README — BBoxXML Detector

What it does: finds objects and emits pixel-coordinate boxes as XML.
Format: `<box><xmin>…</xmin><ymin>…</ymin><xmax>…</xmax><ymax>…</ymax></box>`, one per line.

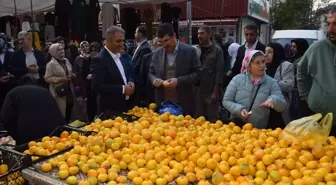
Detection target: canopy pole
<box><xmin>187</xmin><ymin>0</ymin><xmax>192</xmax><ymax>45</ymax></box>
<box><xmin>14</xmin><ymin>0</ymin><xmax>17</xmax><ymax>17</ymax></box>
<box><xmin>30</xmin><ymin>0</ymin><xmax>36</xmax><ymax>49</ymax></box>
<box><xmin>30</xmin><ymin>0</ymin><xmax>33</xmax><ymax>21</ymax></box>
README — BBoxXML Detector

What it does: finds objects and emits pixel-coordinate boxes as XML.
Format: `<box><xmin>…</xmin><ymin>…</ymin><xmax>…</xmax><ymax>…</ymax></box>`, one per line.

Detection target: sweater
<box><xmin>223</xmin><ymin>72</ymin><xmax>287</xmax><ymax>128</ymax></box>
<box><xmin>297</xmin><ymin>38</ymin><xmax>336</xmax><ymax>125</ymax></box>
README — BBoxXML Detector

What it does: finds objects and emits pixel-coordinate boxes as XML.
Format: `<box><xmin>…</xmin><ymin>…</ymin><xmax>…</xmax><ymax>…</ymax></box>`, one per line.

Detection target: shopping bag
<box><xmin>280</xmin><ymin>113</ymin><xmax>333</xmax><ymax>145</ymax></box>
<box><xmin>159</xmin><ymin>100</ymin><xmax>183</xmax><ymax>116</ymax></box>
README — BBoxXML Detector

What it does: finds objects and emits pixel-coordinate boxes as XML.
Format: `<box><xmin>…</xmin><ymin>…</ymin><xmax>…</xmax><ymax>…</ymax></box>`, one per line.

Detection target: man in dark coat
<box><xmin>228</xmin><ymin>25</ymin><xmax>266</xmax><ymax>78</ymax></box>
<box><xmin>195</xmin><ymin>26</ymin><xmax>224</xmax><ymax>122</ymax></box>
<box><xmin>148</xmin><ymin>23</ymin><xmax>201</xmax><ymax>116</ymax></box>
<box><xmin>138</xmin><ymin>38</ymin><xmax>163</xmax><ymax>106</ymax></box>
<box><xmin>11</xmin><ymin>31</ymin><xmax>46</xmax><ymax>87</ymax></box>
<box><xmin>0</xmin><ymin>35</ymin><xmax>16</xmax><ymax>110</ymax></box>
<box><xmin>132</xmin><ymin>25</ymin><xmax>152</xmax><ymax>106</ymax></box>
<box><xmin>0</xmin><ymin>76</ymin><xmax>65</xmax><ymax>145</ymax></box>
<box><xmin>91</xmin><ymin>26</ymin><xmax>135</xmax><ymax>114</ymax></box>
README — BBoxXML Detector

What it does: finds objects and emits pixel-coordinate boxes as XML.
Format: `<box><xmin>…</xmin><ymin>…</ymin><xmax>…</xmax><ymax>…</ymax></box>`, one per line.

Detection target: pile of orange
<box><xmin>22</xmin><ymin>104</ymin><xmax>336</xmax><ymax>185</ymax></box>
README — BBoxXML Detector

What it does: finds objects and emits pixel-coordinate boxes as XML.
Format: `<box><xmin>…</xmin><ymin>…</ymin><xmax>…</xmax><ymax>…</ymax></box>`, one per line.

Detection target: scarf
<box><xmin>49</xmin><ymin>43</ymin><xmax>64</xmax><ymax>60</ymax></box>
<box><xmin>241</xmin><ymin>50</ymin><xmax>265</xmax><ymax>85</ymax></box>
<box><xmin>266</xmin><ymin>42</ymin><xmax>287</xmax><ymax>78</ymax></box>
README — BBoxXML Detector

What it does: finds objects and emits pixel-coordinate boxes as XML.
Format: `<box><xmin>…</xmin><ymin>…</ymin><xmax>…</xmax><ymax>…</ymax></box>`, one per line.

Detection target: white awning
<box><xmin>0</xmin><ymin>0</ymin><xmax>186</xmax><ymax>16</ymax></box>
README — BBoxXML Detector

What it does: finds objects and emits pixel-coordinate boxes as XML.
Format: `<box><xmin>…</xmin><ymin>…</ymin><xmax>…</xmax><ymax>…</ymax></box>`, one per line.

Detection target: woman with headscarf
<box><xmin>265</xmin><ymin>42</ymin><xmax>294</xmax><ymax>127</ymax></box>
<box><xmin>73</xmin><ymin>41</ymin><xmax>96</xmax><ymax>121</ymax></box>
<box><xmin>223</xmin><ymin>50</ymin><xmax>286</xmax><ymax>128</ymax></box>
<box><xmin>291</xmin><ymin>39</ymin><xmax>309</xmax><ymax>65</ymax></box>
<box><xmin>45</xmin><ymin>43</ymin><xmax>76</xmax><ymax>123</ymax></box>
<box><xmin>223</xmin><ymin>43</ymin><xmax>240</xmax><ymax>87</ymax></box>
<box><xmin>290</xmin><ymin>39</ymin><xmax>310</xmax><ymax>119</ymax></box>
<box><xmin>90</xmin><ymin>42</ymin><xmax>102</xmax><ymax>58</ymax></box>
<box><xmin>227</xmin><ymin>43</ymin><xmax>240</xmax><ymax>73</ymax></box>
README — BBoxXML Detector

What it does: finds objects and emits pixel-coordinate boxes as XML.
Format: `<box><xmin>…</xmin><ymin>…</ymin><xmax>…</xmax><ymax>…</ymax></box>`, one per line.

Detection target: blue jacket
<box><xmin>121</xmin><ymin>54</ymin><xmax>135</xmax><ymax>81</ymax></box>
<box><xmin>223</xmin><ymin>72</ymin><xmax>287</xmax><ymax>128</ymax></box>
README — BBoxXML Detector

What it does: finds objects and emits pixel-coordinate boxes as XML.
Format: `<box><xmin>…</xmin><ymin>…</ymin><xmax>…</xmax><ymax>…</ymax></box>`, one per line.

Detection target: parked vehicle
<box><xmin>271</xmin><ymin>30</ymin><xmax>325</xmax><ymax>57</ymax></box>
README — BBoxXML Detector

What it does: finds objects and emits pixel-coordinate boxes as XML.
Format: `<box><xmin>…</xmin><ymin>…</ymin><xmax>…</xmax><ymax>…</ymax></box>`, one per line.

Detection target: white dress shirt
<box><xmin>0</xmin><ymin>53</ymin><xmax>4</xmax><ymax>65</ymax></box>
<box><xmin>25</xmin><ymin>49</ymin><xmax>39</xmax><ymax>80</ymax></box>
<box><xmin>104</xmin><ymin>46</ymin><xmax>129</xmax><ymax>100</ymax></box>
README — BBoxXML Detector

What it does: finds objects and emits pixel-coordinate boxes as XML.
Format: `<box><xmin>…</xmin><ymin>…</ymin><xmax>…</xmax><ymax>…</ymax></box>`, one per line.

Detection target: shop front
<box><xmin>238</xmin><ymin>0</ymin><xmax>271</xmax><ymax>44</ymax></box>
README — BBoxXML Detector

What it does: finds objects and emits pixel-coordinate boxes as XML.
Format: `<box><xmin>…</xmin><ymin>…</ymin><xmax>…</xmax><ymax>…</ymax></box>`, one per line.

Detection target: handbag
<box><xmin>228</xmin><ymin>84</ymin><xmax>261</xmax><ymax>127</ymax></box>
<box><xmin>55</xmin><ymin>83</ymin><xmax>69</xmax><ymax>97</ymax></box>
<box><xmin>54</xmin><ymin>61</ymin><xmax>70</xmax><ymax>97</ymax></box>
<box><xmin>289</xmin><ymin>64</ymin><xmax>300</xmax><ymax>119</ymax></box>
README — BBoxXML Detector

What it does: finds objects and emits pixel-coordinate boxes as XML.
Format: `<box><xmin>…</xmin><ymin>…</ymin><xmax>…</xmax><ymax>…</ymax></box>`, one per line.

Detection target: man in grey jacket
<box><xmin>148</xmin><ymin>23</ymin><xmax>201</xmax><ymax>116</ymax></box>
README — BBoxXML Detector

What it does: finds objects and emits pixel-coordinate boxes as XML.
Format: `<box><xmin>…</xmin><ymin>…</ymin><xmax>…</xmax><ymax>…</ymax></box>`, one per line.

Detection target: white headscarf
<box><xmin>228</xmin><ymin>43</ymin><xmax>240</xmax><ymax>67</ymax></box>
<box><xmin>49</xmin><ymin>43</ymin><xmax>63</xmax><ymax>60</ymax></box>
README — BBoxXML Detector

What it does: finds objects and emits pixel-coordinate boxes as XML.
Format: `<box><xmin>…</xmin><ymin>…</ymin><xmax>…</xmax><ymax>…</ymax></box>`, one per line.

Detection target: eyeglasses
<box><xmin>158</xmin><ymin>37</ymin><xmax>172</xmax><ymax>45</ymax></box>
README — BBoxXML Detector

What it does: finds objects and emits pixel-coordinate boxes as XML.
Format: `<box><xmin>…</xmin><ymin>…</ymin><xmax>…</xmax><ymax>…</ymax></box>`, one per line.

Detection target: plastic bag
<box><xmin>159</xmin><ymin>100</ymin><xmax>183</xmax><ymax>116</ymax></box>
<box><xmin>280</xmin><ymin>113</ymin><xmax>333</xmax><ymax>145</ymax></box>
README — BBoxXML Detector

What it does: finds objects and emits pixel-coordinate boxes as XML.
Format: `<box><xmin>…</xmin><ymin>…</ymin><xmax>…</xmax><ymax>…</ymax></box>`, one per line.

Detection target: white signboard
<box><xmin>248</xmin><ymin>0</ymin><xmax>271</xmax><ymax>23</ymax></box>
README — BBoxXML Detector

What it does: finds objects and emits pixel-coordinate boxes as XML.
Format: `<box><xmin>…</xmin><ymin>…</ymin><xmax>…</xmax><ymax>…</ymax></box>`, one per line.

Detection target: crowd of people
<box><xmin>0</xmin><ymin>6</ymin><xmax>335</xmax><ymax>144</ymax></box>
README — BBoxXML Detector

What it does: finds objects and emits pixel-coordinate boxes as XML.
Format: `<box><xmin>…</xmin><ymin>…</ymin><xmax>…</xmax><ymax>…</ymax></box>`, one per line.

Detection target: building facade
<box><xmin>119</xmin><ymin>0</ymin><xmax>271</xmax><ymax>45</ymax></box>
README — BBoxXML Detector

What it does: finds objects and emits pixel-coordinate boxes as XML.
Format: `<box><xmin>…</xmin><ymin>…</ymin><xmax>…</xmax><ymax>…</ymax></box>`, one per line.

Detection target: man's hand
<box><xmin>226</xmin><ymin>70</ymin><xmax>232</xmax><ymax>76</ymax></box>
<box><xmin>128</xmin><ymin>82</ymin><xmax>135</xmax><ymax>90</ymax></box>
<box><xmin>153</xmin><ymin>79</ymin><xmax>163</xmax><ymax>88</ymax></box>
<box><xmin>260</xmin><ymin>99</ymin><xmax>274</xmax><ymax>108</ymax></box>
<box><xmin>241</xmin><ymin>109</ymin><xmax>249</xmax><ymax>119</ymax></box>
<box><xmin>125</xmin><ymin>85</ymin><xmax>134</xmax><ymax>96</ymax></box>
<box><xmin>0</xmin><ymin>76</ymin><xmax>9</xmax><ymax>84</ymax></box>
<box><xmin>166</xmin><ymin>78</ymin><xmax>178</xmax><ymax>88</ymax></box>
<box><xmin>86</xmin><ymin>74</ymin><xmax>92</xmax><ymax>80</ymax></box>
<box><xmin>27</xmin><ymin>65</ymin><xmax>38</xmax><ymax>73</ymax></box>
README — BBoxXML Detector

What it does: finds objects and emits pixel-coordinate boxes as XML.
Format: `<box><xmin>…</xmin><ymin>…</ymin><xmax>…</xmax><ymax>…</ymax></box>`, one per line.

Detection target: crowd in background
<box><xmin>0</xmin><ymin>6</ymin><xmax>335</xmax><ymax>144</ymax></box>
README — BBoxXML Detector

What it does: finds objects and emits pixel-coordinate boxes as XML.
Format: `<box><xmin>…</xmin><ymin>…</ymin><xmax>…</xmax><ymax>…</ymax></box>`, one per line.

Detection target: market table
<box><xmin>22</xmin><ymin>168</ymin><xmax>66</xmax><ymax>185</ymax></box>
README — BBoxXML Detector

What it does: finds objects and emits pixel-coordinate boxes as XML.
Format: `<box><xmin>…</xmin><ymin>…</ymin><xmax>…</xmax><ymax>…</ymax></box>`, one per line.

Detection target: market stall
<box><xmin>0</xmin><ymin>104</ymin><xmax>335</xmax><ymax>185</ymax></box>
<box><xmin>0</xmin><ymin>0</ymin><xmax>193</xmax><ymax>44</ymax></box>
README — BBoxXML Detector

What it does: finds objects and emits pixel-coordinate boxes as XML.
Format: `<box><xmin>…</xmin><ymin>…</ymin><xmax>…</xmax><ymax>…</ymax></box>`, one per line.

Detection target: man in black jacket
<box><xmin>138</xmin><ymin>37</ymin><xmax>163</xmax><ymax>106</ymax></box>
<box><xmin>132</xmin><ymin>26</ymin><xmax>152</xmax><ymax>106</ymax></box>
<box><xmin>228</xmin><ymin>25</ymin><xmax>266</xmax><ymax>78</ymax></box>
<box><xmin>11</xmin><ymin>31</ymin><xmax>46</xmax><ymax>87</ymax></box>
<box><xmin>0</xmin><ymin>76</ymin><xmax>65</xmax><ymax>145</ymax></box>
<box><xmin>0</xmin><ymin>36</ymin><xmax>16</xmax><ymax>110</ymax></box>
<box><xmin>91</xmin><ymin>26</ymin><xmax>135</xmax><ymax>113</ymax></box>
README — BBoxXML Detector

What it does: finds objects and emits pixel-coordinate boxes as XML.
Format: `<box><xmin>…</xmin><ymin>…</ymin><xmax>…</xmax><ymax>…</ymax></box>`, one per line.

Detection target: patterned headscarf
<box><xmin>241</xmin><ymin>50</ymin><xmax>265</xmax><ymax>85</ymax></box>
<box><xmin>240</xmin><ymin>50</ymin><xmax>264</xmax><ymax>73</ymax></box>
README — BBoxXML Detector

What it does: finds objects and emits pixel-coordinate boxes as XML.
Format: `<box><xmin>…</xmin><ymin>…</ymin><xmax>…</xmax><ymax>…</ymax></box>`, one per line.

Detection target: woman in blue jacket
<box><xmin>223</xmin><ymin>50</ymin><xmax>287</xmax><ymax>129</ymax></box>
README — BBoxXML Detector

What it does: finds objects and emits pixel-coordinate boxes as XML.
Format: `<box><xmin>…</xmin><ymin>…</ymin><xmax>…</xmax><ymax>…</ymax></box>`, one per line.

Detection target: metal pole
<box><xmin>30</xmin><ymin>0</ymin><xmax>34</xmax><ymax>22</ymax></box>
<box><xmin>220</xmin><ymin>0</ymin><xmax>224</xmax><ymax>24</ymax></box>
<box><xmin>187</xmin><ymin>0</ymin><xmax>192</xmax><ymax>45</ymax></box>
<box><xmin>30</xmin><ymin>0</ymin><xmax>36</xmax><ymax>49</ymax></box>
<box><xmin>14</xmin><ymin>0</ymin><xmax>17</xmax><ymax>17</ymax></box>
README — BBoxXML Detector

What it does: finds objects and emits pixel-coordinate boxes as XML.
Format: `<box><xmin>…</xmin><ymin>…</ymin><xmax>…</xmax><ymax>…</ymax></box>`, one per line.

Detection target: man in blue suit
<box><xmin>91</xmin><ymin>26</ymin><xmax>135</xmax><ymax>114</ymax></box>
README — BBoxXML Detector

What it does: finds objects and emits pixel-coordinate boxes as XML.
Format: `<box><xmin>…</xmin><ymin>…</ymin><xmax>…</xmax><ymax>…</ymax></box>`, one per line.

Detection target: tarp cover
<box><xmin>0</xmin><ymin>0</ymin><xmax>186</xmax><ymax>15</ymax></box>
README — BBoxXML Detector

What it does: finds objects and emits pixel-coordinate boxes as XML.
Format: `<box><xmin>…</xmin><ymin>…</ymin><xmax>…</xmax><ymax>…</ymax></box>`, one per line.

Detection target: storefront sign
<box><xmin>179</xmin><ymin>21</ymin><xmax>204</xmax><ymax>26</ymax></box>
<box><xmin>248</xmin><ymin>0</ymin><xmax>270</xmax><ymax>23</ymax></box>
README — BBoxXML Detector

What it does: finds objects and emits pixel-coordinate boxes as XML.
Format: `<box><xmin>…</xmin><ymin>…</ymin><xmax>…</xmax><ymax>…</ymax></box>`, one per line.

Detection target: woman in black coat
<box><xmin>0</xmin><ymin>77</ymin><xmax>65</xmax><ymax>145</ymax></box>
<box><xmin>73</xmin><ymin>41</ymin><xmax>96</xmax><ymax>121</ymax></box>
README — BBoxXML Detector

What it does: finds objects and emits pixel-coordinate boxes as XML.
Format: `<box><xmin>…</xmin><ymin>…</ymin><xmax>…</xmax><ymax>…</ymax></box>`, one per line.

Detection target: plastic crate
<box><xmin>0</xmin><ymin>146</ymin><xmax>30</xmax><ymax>185</ymax></box>
<box><xmin>96</xmin><ymin>111</ymin><xmax>140</xmax><ymax>122</ymax></box>
<box><xmin>14</xmin><ymin>125</ymin><xmax>96</xmax><ymax>165</ymax></box>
